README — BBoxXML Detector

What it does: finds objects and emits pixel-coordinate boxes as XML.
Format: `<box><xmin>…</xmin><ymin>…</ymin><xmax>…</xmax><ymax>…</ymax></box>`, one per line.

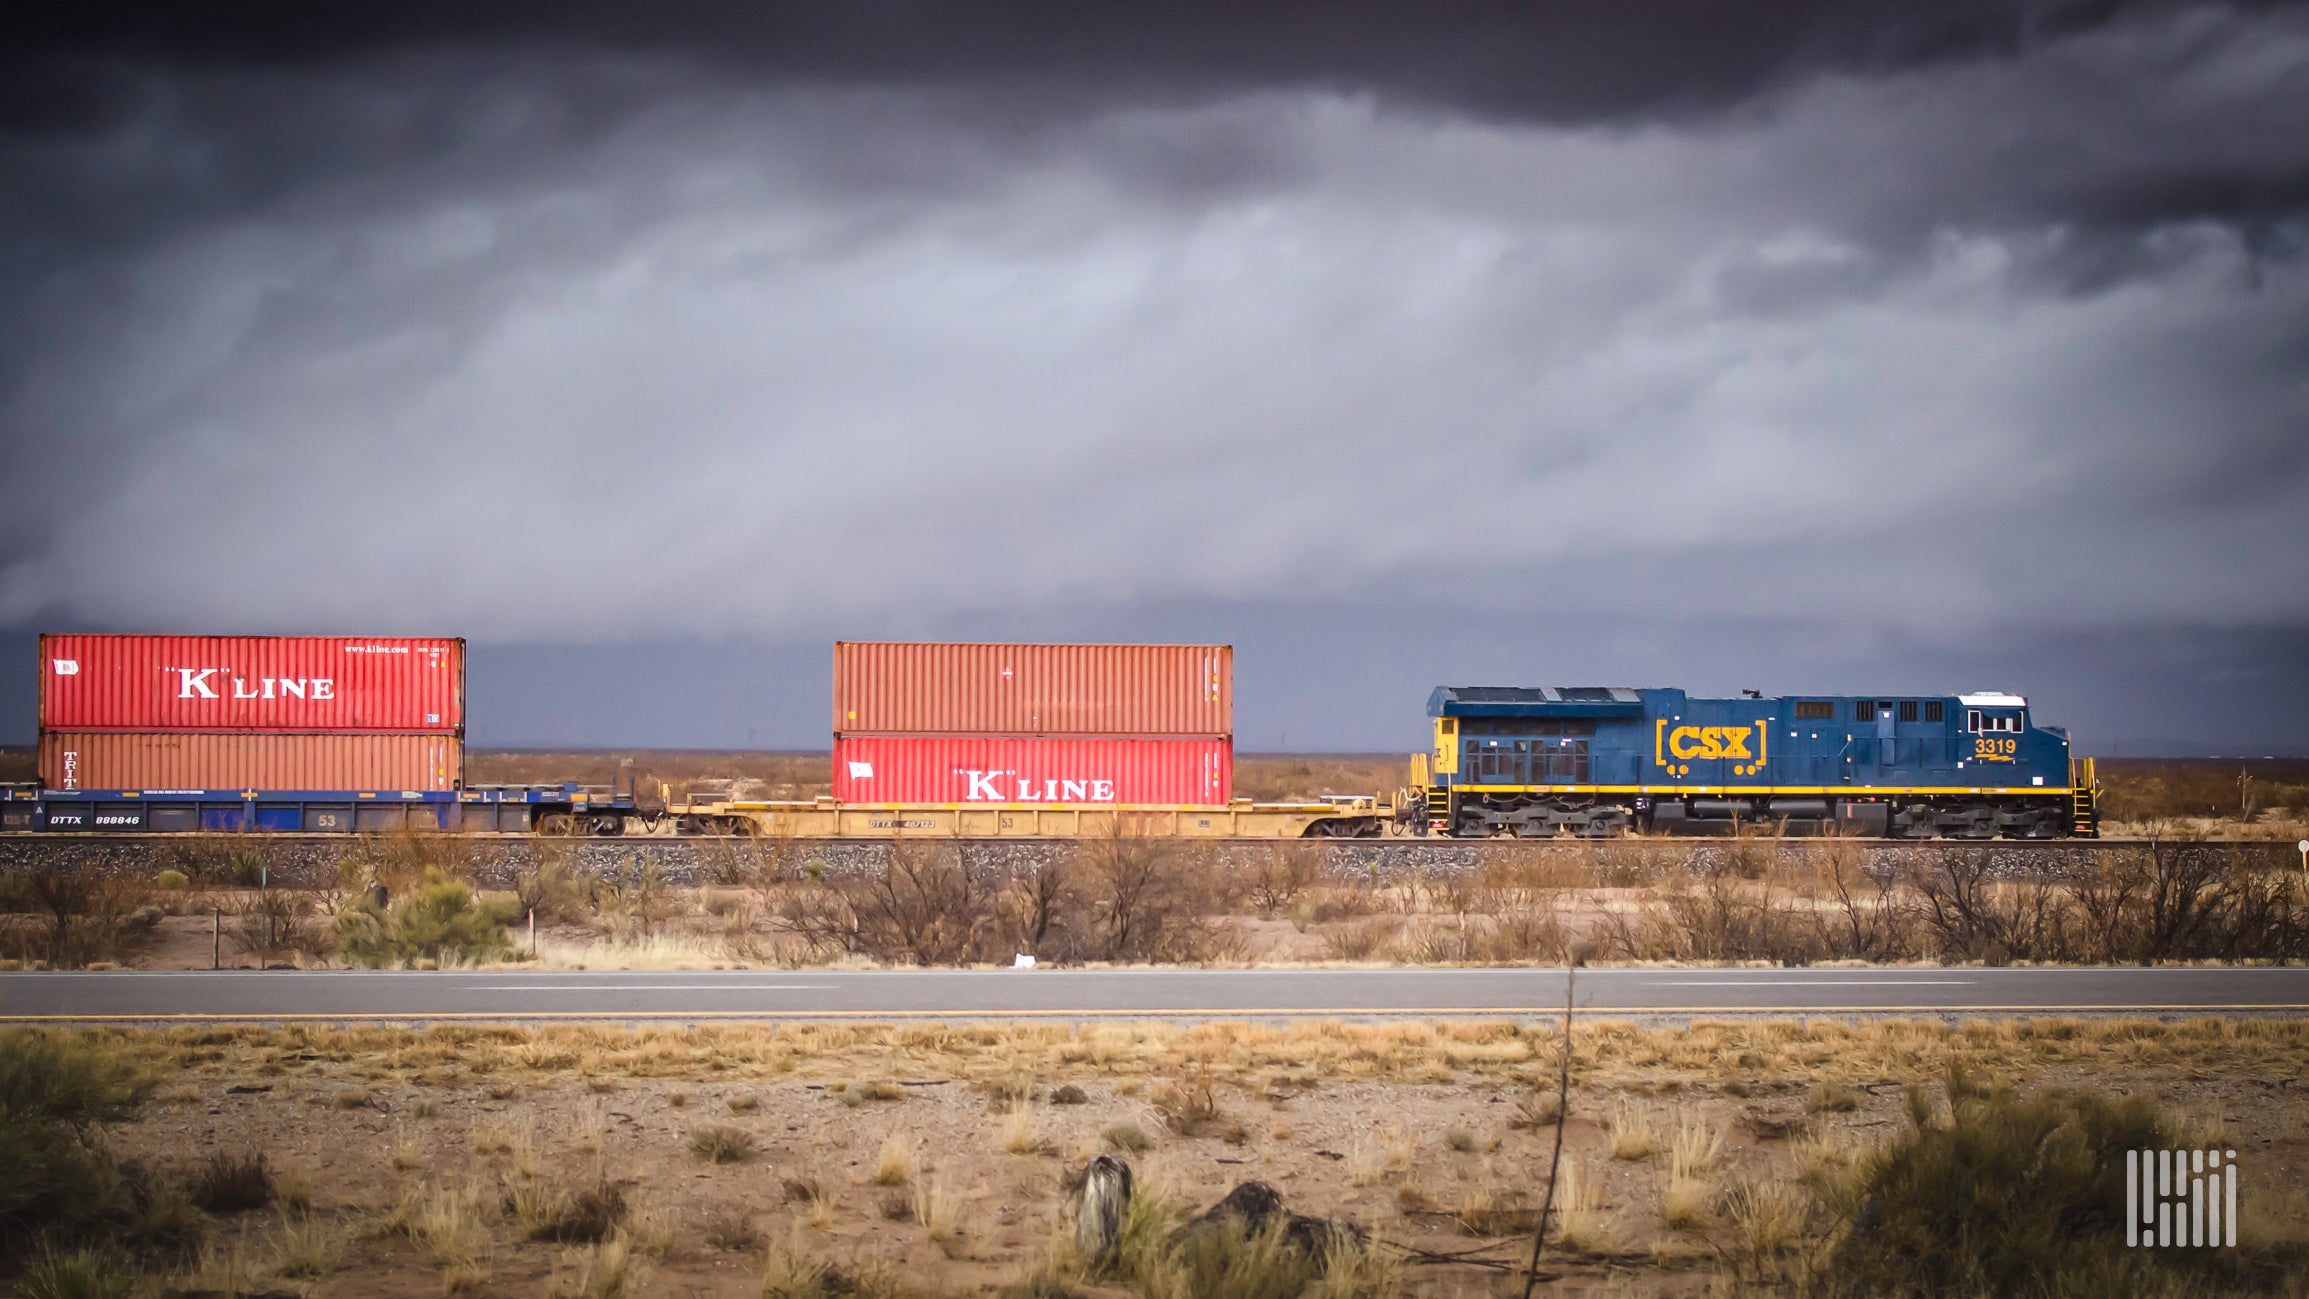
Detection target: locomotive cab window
<box><xmin>1969</xmin><ymin>710</ymin><xmax>2022</xmax><ymax>734</ymax></box>
<box><xmin>1795</xmin><ymin>701</ymin><xmax>1834</xmax><ymax>719</ymax></box>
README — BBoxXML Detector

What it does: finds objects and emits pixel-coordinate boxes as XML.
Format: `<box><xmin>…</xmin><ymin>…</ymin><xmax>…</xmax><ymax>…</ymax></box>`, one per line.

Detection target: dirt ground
<box><xmin>60</xmin><ymin>1017</ymin><xmax>2309</xmax><ymax>1297</ymax></box>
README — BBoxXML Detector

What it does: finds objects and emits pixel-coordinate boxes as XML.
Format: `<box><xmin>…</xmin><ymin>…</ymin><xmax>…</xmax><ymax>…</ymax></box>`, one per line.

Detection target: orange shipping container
<box><xmin>39</xmin><ymin>634</ymin><xmax>464</xmax><ymax>732</ymax></box>
<box><xmin>39</xmin><ymin>732</ymin><xmax>462</xmax><ymax>793</ymax></box>
<box><xmin>834</xmin><ymin>642</ymin><xmax>1232</xmax><ymax>736</ymax></box>
<box><xmin>833</xmin><ymin>735</ymin><xmax>1232</xmax><ymax>804</ymax></box>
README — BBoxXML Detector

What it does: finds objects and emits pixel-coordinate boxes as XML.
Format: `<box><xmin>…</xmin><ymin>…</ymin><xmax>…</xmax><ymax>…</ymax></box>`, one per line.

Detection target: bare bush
<box><xmin>1906</xmin><ymin>847</ymin><xmax>2079</xmax><ymax>964</ymax></box>
<box><xmin>0</xmin><ymin>865</ymin><xmax>156</xmax><ymax>968</ymax></box>
<box><xmin>1000</xmin><ymin>856</ymin><xmax>1079</xmax><ymax>961</ymax></box>
<box><xmin>1074</xmin><ymin>827</ymin><xmax>1219</xmax><ymax>962</ymax></box>
<box><xmin>776</xmin><ymin>838</ymin><xmax>1004</xmax><ymax>966</ymax></box>
<box><xmin>1240</xmin><ymin>843</ymin><xmax>1322</xmax><ymax>918</ymax></box>
<box><xmin>510</xmin><ymin>834</ymin><xmax>596</xmax><ymax>925</ymax></box>
<box><xmin>596</xmin><ymin>859</ymin><xmax>682</xmax><ymax>940</ymax></box>
<box><xmin>231</xmin><ymin>881</ymin><xmax>326</xmax><ymax>964</ymax></box>
<box><xmin>1801</xmin><ymin>834</ymin><xmax>1916</xmax><ymax>961</ymax></box>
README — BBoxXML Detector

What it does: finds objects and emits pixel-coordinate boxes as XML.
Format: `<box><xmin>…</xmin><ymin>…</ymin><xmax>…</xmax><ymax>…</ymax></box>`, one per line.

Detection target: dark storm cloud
<box><xmin>6</xmin><ymin>2</ymin><xmax>2155</xmax><ymax>123</ymax></box>
<box><xmin>1</xmin><ymin>2</ymin><xmax>2306</xmax><ymax>749</ymax></box>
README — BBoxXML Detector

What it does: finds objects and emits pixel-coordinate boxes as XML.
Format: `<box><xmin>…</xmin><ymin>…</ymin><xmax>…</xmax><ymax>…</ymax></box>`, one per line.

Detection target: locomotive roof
<box><xmin>1428</xmin><ymin>686</ymin><xmax>2031</xmax><ymax>718</ymax></box>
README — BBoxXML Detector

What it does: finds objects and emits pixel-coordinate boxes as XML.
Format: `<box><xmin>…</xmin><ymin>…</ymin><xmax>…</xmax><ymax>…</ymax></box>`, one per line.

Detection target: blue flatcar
<box><xmin>1415</xmin><ymin>686</ymin><xmax>2095</xmax><ymax>838</ymax></box>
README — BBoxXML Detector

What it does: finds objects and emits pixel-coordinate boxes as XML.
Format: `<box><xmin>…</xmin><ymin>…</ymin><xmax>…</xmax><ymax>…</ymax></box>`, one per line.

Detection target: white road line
<box><xmin>471</xmin><ymin>984</ymin><xmax>837</xmax><ymax>992</ymax></box>
<box><xmin>1658</xmin><ymin>979</ymin><xmax>1976</xmax><ymax>986</ymax></box>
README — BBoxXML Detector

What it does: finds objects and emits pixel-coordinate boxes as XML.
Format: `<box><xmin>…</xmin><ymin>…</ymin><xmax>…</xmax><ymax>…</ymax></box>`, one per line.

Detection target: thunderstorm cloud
<box><xmin>1</xmin><ymin>3</ymin><xmax>2305</xmax><ymax>748</ymax></box>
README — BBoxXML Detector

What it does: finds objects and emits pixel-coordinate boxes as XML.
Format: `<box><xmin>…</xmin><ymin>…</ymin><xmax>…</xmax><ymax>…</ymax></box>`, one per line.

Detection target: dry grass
<box><xmin>1724</xmin><ymin>1176</ymin><xmax>1809</xmax><ymax>1258</ymax></box>
<box><xmin>1807</xmin><ymin>1080</ymin><xmax>1861</xmax><ymax>1113</ymax></box>
<box><xmin>1663</xmin><ymin>1113</ymin><xmax>1726</xmax><ymax>1230</ymax></box>
<box><xmin>532</xmin><ymin>933</ymin><xmax>734</xmax><ymax>972</ymax></box>
<box><xmin>1608</xmin><ymin>1103</ymin><xmax>1662</xmax><ymax>1161</ymax></box>
<box><xmin>759</xmin><ymin>1227</ymin><xmax>831</xmax><ymax>1298</ymax></box>
<box><xmin>384</xmin><ymin>1181</ymin><xmax>495</xmax><ymax>1271</ymax></box>
<box><xmin>61</xmin><ymin>1016</ymin><xmax>2309</xmax><ymax>1114</ymax></box>
<box><xmin>388</xmin><ymin>1124</ymin><xmax>425</xmax><ymax>1172</ymax></box>
<box><xmin>1550</xmin><ymin>1158</ymin><xmax>1611</xmax><ymax>1253</ymax></box>
<box><xmin>910</xmin><ymin>1178</ymin><xmax>960</xmax><ymax>1242</ymax></box>
<box><xmin>574</xmin><ymin>1105</ymin><xmax>607</xmax><ymax>1155</ymax></box>
<box><xmin>269</xmin><ymin>1210</ymin><xmax>335</xmax><ymax>1278</ymax></box>
<box><xmin>872</xmin><ymin>1133</ymin><xmax>917</xmax><ymax>1186</ymax></box>
<box><xmin>22</xmin><ymin>1016</ymin><xmax>2309</xmax><ymax>1299</ymax></box>
<box><xmin>471</xmin><ymin>1121</ymin><xmax>517</xmax><ymax>1157</ymax></box>
<box><xmin>688</xmin><ymin>1124</ymin><xmax>755</xmax><ymax>1164</ymax></box>
<box><xmin>999</xmin><ymin>1099</ymin><xmax>1039</xmax><ymax>1154</ymax></box>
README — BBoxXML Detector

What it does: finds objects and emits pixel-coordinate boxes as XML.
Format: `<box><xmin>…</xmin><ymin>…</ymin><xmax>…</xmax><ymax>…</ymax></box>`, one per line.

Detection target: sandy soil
<box><xmin>60</xmin><ymin>1017</ymin><xmax>2309</xmax><ymax>1296</ymax></box>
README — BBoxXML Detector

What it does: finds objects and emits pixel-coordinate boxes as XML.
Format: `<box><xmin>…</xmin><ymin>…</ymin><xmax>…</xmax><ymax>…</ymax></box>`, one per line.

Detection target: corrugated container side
<box><xmin>832</xmin><ymin>736</ymin><xmax>1232</xmax><ymax>805</ymax></box>
<box><xmin>833</xmin><ymin>642</ymin><xmax>1232</xmax><ymax>736</ymax></box>
<box><xmin>37</xmin><ymin>634</ymin><xmax>464</xmax><ymax>732</ymax></box>
<box><xmin>38</xmin><ymin>732</ymin><xmax>463</xmax><ymax>793</ymax></box>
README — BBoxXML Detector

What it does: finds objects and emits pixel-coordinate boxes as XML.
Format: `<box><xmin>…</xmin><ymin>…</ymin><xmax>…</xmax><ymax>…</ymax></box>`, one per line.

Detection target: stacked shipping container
<box><xmin>831</xmin><ymin>642</ymin><xmax>1234</xmax><ymax>805</ymax></box>
<box><xmin>37</xmin><ymin>634</ymin><xmax>466</xmax><ymax>792</ymax></box>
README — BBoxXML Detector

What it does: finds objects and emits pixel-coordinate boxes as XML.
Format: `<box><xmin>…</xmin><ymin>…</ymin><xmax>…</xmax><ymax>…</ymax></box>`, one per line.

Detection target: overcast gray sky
<box><xmin>3</xmin><ymin>2</ymin><xmax>2305</xmax><ymax>753</ymax></box>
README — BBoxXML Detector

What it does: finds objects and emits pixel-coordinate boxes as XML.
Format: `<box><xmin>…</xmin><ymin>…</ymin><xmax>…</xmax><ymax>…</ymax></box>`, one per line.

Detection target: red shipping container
<box><xmin>834</xmin><ymin>642</ymin><xmax>1231</xmax><ymax>736</ymax></box>
<box><xmin>38</xmin><ymin>634</ymin><xmax>464</xmax><ymax>733</ymax></box>
<box><xmin>39</xmin><ymin>732</ymin><xmax>463</xmax><ymax>792</ymax></box>
<box><xmin>832</xmin><ymin>736</ymin><xmax>1232</xmax><ymax>804</ymax></box>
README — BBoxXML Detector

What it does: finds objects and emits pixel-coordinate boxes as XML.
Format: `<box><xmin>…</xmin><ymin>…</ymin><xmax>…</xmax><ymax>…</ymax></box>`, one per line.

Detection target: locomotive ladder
<box><xmin>2069</xmin><ymin>756</ymin><xmax>2100</xmax><ymax>837</ymax></box>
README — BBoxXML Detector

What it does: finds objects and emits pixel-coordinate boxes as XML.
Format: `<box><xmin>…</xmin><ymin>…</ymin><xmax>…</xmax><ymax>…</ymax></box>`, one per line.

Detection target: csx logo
<box><xmin>1654</xmin><ymin>719</ymin><xmax>1770</xmax><ymax>778</ymax></box>
<box><xmin>1667</xmin><ymin>726</ymin><xmax>1754</xmax><ymax>760</ymax></box>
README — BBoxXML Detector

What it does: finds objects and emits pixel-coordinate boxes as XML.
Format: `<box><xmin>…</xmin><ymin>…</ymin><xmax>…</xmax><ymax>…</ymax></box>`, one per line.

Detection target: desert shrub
<box><xmin>334</xmin><ymin>867</ymin><xmax>514</xmax><ymax>968</ymax></box>
<box><xmin>777</xmin><ymin>839</ymin><xmax>1007</xmax><ymax>966</ymax></box>
<box><xmin>1823</xmin><ymin>1083</ymin><xmax>2283</xmax><ymax>1297</ymax></box>
<box><xmin>597</xmin><ymin>858</ymin><xmax>682</xmax><ymax>939</ymax></box>
<box><xmin>0</xmin><ymin>1031</ymin><xmax>151</xmax><ymax>1242</ymax></box>
<box><xmin>509</xmin><ymin>838</ymin><xmax>596</xmax><ymax>925</ymax></box>
<box><xmin>1000</xmin><ymin>856</ymin><xmax>1082</xmax><ymax>961</ymax></box>
<box><xmin>231</xmin><ymin>882</ymin><xmax>325</xmax><ymax>962</ymax></box>
<box><xmin>0</xmin><ymin>865</ymin><xmax>156</xmax><ymax>969</ymax></box>
<box><xmin>1321</xmin><ymin>918</ymin><xmax>1399</xmax><ymax>961</ymax></box>
<box><xmin>154</xmin><ymin>871</ymin><xmax>189</xmax><ymax>892</ymax></box>
<box><xmin>1152</xmin><ymin>1072</ymin><xmax>1228</xmax><ymax>1139</ymax></box>
<box><xmin>1807</xmin><ymin>1081</ymin><xmax>1861</xmax><ymax>1114</ymax></box>
<box><xmin>514</xmin><ymin>1183</ymin><xmax>627</xmax><ymax>1242</ymax></box>
<box><xmin>189</xmin><ymin>1151</ymin><xmax>273</xmax><ymax>1213</ymax></box>
<box><xmin>164</xmin><ymin>836</ymin><xmax>271</xmax><ymax>888</ymax></box>
<box><xmin>1074</xmin><ymin>829</ymin><xmax>1222</xmax><ymax>963</ymax></box>
<box><xmin>1905</xmin><ymin>848</ymin><xmax>2081</xmax><ymax>964</ymax></box>
<box><xmin>1241</xmin><ymin>843</ymin><xmax>1323</xmax><ymax>917</ymax></box>
<box><xmin>689</xmin><ymin>1124</ymin><xmax>756</xmax><ymax>1164</ymax></box>
<box><xmin>2069</xmin><ymin>839</ymin><xmax>2309</xmax><ymax>965</ymax></box>
<box><xmin>12</xmin><ymin>1247</ymin><xmax>134</xmax><ymax>1299</ymax></box>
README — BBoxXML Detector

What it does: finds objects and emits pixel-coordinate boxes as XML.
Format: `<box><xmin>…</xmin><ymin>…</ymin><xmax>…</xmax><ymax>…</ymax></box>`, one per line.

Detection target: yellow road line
<box><xmin>2</xmin><ymin>1003</ymin><xmax>2306</xmax><ymax>1022</ymax></box>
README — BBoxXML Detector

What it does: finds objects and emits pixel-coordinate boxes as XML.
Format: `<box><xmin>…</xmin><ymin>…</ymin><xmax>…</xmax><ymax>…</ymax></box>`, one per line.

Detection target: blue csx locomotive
<box><xmin>1414</xmin><ymin>687</ymin><xmax>2096</xmax><ymax>839</ymax></box>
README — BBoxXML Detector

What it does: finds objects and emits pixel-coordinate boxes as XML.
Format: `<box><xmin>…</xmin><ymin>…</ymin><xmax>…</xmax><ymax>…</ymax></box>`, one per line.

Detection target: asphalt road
<box><xmin>2</xmin><ymin>966</ymin><xmax>2307</xmax><ymax>1023</ymax></box>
